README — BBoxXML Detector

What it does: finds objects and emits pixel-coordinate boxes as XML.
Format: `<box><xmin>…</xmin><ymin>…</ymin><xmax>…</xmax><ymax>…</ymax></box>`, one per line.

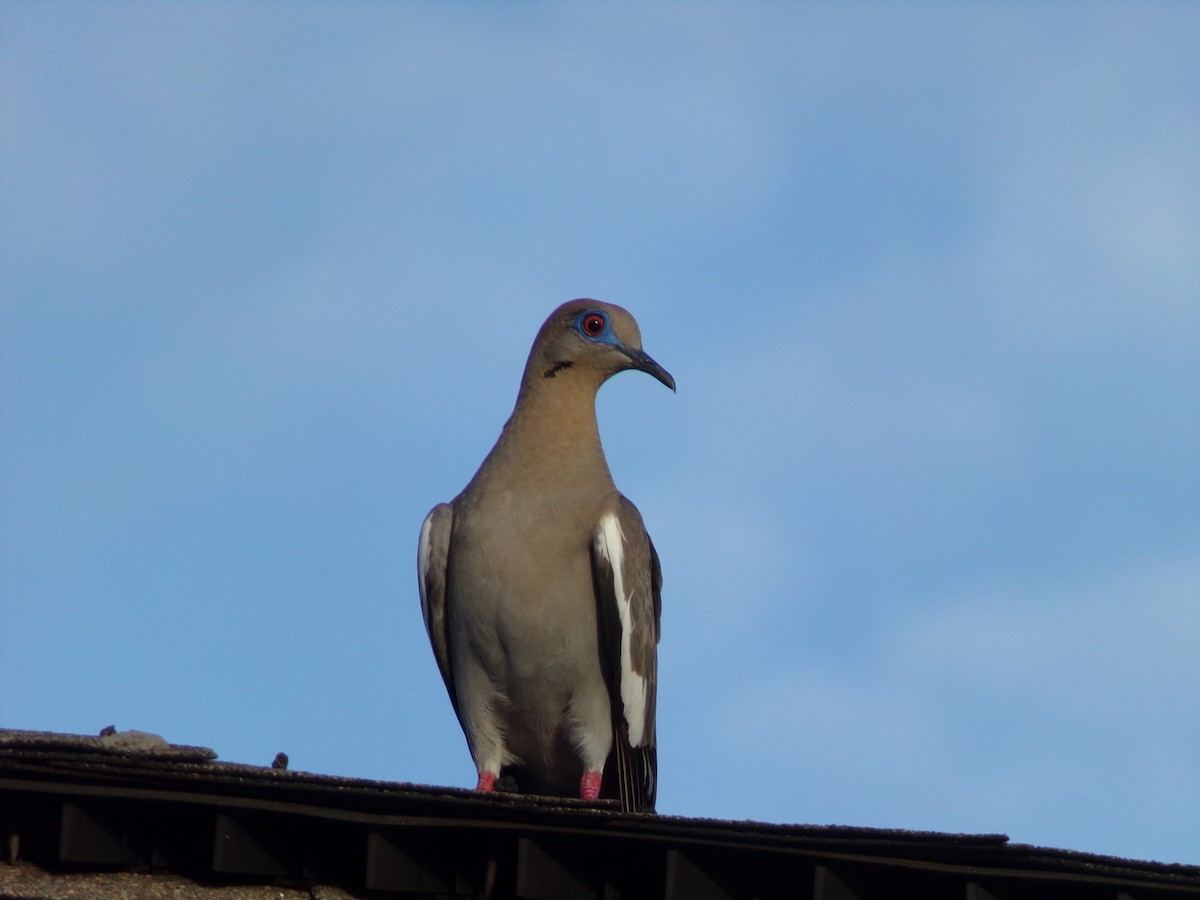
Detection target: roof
<box><xmin>2</xmin><ymin>728</ymin><xmax>1197</xmax><ymax>899</ymax></box>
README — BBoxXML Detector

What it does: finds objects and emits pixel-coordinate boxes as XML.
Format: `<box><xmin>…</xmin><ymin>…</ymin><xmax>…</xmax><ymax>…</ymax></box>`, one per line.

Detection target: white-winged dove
<box><xmin>418</xmin><ymin>299</ymin><xmax>672</xmax><ymax>814</ymax></box>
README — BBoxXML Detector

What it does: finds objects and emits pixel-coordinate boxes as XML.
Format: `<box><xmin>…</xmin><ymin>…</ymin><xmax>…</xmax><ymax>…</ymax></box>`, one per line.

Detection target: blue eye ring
<box><xmin>580</xmin><ymin>311</ymin><xmax>606</xmax><ymax>336</ymax></box>
<box><xmin>574</xmin><ymin>309</ymin><xmax>610</xmax><ymax>340</ymax></box>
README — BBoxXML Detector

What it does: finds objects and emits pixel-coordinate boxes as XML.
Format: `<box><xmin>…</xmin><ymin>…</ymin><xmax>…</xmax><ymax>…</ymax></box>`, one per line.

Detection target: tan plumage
<box><xmin>418</xmin><ymin>299</ymin><xmax>672</xmax><ymax>813</ymax></box>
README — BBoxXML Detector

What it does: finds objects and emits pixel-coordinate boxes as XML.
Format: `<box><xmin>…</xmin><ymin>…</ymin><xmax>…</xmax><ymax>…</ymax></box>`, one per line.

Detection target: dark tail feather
<box><xmin>605</xmin><ymin>727</ymin><xmax>656</xmax><ymax>813</ymax></box>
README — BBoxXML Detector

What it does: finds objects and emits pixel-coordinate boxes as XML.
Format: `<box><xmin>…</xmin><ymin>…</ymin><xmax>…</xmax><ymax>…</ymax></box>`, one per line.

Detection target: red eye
<box><xmin>581</xmin><ymin>313</ymin><xmax>606</xmax><ymax>336</ymax></box>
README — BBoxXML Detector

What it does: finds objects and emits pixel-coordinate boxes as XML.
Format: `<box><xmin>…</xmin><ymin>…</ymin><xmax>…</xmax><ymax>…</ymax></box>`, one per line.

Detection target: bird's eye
<box><xmin>581</xmin><ymin>313</ymin><xmax>606</xmax><ymax>336</ymax></box>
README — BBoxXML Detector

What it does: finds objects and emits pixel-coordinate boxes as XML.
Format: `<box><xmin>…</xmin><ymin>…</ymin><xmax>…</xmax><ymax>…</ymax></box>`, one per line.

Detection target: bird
<box><xmin>418</xmin><ymin>299</ymin><xmax>673</xmax><ymax>813</ymax></box>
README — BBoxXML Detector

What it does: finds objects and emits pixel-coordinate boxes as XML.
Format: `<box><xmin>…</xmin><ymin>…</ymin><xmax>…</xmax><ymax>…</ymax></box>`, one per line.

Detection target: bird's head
<box><xmin>526</xmin><ymin>299</ymin><xmax>676</xmax><ymax>393</ymax></box>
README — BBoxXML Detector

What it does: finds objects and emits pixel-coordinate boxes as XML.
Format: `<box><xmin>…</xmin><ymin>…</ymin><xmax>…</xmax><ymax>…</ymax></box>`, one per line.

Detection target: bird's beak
<box><xmin>624</xmin><ymin>347</ymin><xmax>676</xmax><ymax>392</ymax></box>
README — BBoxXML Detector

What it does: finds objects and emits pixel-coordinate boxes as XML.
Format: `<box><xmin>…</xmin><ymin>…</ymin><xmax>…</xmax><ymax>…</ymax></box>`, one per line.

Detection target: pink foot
<box><xmin>580</xmin><ymin>770</ymin><xmax>602</xmax><ymax>800</ymax></box>
<box><xmin>475</xmin><ymin>771</ymin><xmax>497</xmax><ymax>792</ymax></box>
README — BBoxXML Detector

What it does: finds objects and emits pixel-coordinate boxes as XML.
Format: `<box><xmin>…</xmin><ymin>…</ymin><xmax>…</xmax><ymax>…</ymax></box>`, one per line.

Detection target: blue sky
<box><xmin>2</xmin><ymin>2</ymin><xmax>1198</xmax><ymax>865</ymax></box>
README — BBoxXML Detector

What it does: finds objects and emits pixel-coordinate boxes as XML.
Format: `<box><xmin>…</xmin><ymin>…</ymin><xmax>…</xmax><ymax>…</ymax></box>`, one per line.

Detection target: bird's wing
<box><xmin>591</xmin><ymin>496</ymin><xmax>661</xmax><ymax>813</ymax></box>
<box><xmin>418</xmin><ymin>503</ymin><xmax>457</xmax><ymax>714</ymax></box>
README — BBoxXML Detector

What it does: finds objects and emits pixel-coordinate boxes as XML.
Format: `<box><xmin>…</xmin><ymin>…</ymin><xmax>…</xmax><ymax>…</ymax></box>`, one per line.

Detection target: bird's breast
<box><xmin>447</xmin><ymin>490</ymin><xmax>603</xmax><ymax>686</ymax></box>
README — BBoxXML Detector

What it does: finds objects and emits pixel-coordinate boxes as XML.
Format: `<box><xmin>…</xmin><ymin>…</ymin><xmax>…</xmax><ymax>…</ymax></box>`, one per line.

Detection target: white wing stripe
<box><xmin>598</xmin><ymin>512</ymin><xmax>648</xmax><ymax>747</ymax></box>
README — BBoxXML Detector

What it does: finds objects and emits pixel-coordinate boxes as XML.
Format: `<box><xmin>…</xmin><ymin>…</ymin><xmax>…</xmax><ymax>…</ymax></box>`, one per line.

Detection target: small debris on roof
<box><xmin>0</xmin><ymin>727</ymin><xmax>216</xmax><ymax>763</ymax></box>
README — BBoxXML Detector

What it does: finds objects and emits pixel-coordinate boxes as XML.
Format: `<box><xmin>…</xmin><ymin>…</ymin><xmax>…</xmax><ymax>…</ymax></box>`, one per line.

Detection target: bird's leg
<box><xmin>579</xmin><ymin>770</ymin><xmax>602</xmax><ymax>800</ymax></box>
<box><xmin>475</xmin><ymin>771</ymin><xmax>497</xmax><ymax>792</ymax></box>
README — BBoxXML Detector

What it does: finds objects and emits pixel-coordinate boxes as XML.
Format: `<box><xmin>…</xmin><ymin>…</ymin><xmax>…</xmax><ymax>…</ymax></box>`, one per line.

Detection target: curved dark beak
<box><xmin>624</xmin><ymin>347</ymin><xmax>676</xmax><ymax>392</ymax></box>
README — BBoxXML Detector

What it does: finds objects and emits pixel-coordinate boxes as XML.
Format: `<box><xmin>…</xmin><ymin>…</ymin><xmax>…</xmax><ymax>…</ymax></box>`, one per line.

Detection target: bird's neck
<box><xmin>485</xmin><ymin>378</ymin><xmax>613</xmax><ymax>489</ymax></box>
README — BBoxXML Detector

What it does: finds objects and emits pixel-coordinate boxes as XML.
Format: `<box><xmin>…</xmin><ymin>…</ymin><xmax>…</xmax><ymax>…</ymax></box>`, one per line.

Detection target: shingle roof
<box><xmin>2</xmin><ymin>728</ymin><xmax>1197</xmax><ymax>899</ymax></box>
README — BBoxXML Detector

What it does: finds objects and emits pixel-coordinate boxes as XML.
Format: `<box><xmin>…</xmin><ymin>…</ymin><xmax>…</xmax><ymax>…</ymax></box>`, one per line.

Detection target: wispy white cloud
<box><xmin>683</xmin><ymin>551</ymin><xmax>1200</xmax><ymax>860</ymax></box>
